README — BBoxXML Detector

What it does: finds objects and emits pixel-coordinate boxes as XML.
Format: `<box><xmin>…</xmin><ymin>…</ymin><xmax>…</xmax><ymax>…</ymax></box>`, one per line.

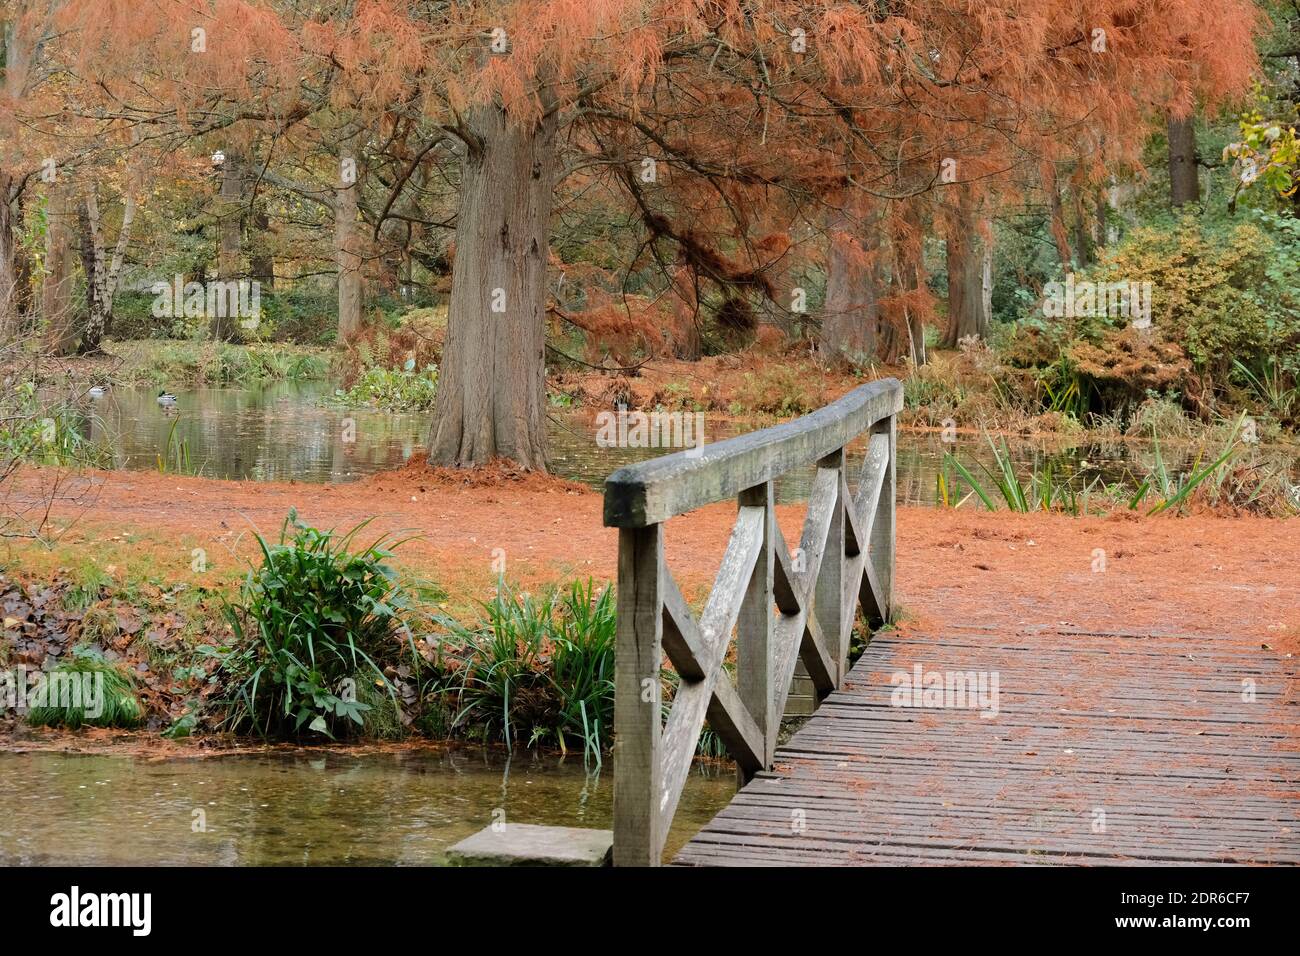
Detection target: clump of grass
<box><xmin>26</xmin><ymin>646</ymin><xmax>144</xmax><ymax>729</ymax></box>
<box><xmin>155</xmin><ymin>417</ymin><xmax>199</xmax><ymax>475</ymax></box>
<box><xmin>1127</xmin><ymin>413</ymin><xmax>1254</xmax><ymax>514</ymax></box>
<box><xmin>943</xmin><ymin>436</ymin><xmax>1101</xmax><ymax>515</ymax></box>
<box><xmin>432</xmin><ymin>578</ymin><xmax>615</xmax><ymax>761</ymax></box>
<box><xmin>62</xmin><ymin>562</ymin><xmax>113</xmax><ymax>612</ymax></box>
<box><xmin>0</xmin><ymin>382</ymin><xmax>113</xmax><ymax>473</ymax></box>
<box><xmin>214</xmin><ymin>509</ymin><xmax>419</xmax><ymax>739</ymax></box>
<box><xmin>112</xmin><ymin>341</ymin><xmax>329</xmax><ymax>387</ymax></box>
<box><xmin>357</xmin><ymin>675</ymin><xmax>406</xmax><ymax>740</ymax></box>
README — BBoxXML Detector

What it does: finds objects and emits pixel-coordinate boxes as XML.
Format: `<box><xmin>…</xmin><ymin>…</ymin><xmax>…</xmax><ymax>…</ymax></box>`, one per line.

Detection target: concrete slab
<box><xmin>447</xmin><ymin>824</ymin><xmax>613</xmax><ymax>867</ymax></box>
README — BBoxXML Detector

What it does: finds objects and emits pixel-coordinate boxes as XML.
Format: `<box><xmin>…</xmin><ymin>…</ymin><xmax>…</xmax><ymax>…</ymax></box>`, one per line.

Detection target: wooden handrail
<box><xmin>604</xmin><ymin>378</ymin><xmax>904</xmax><ymax>865</ymax></box>
<box><xmin>605</xmin><ymin>378</ymin><xmax>904</xmax><ymax>527</ymax></box>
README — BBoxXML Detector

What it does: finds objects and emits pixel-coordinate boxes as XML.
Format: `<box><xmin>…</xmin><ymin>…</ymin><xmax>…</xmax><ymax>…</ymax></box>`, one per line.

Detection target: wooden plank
<box><xmin>658</xmin><ymin>506</ymin><xmax>764</xmax><ymax>837</ymax></box>
<box><xmin>613</xmin><ymin>525</ymin><xmax>665</xmax><ymax>866</ymax></box>
<box><xmin>771</xmin><ymin>520</ymin><xmax>802</xmax><ymax>616</ymax></box>
<box><xmin>707</xmin><ymin>670</ymin><xmax>765</xmax><ymax>776</ymax></box>
<box><xmin>768</xmin><ymin>463</ymin><xmax>840</xmax><ymax>725</ymax></box>
<box><xmin>798</xmin><ymin>613</ymin><xmax>837</xmax><ymax>697</ymax></box>
<box><xmin>604</xmin><ymin>379</ymin><xmax>903</xmax><ymax>527</ymax></box>
<box><xmin>858</xmin><ymin>556</ymin><xmax>886</xmax><ymax>627</ymax></box>
<box><xmin>867</xmin><ymin>417</ymin><xmax>896</xmax><ymax>622</ymax></box>
<box><xmin>810</xmin><ymin>453</ymin><xmax>845</xmax><ymax>683</ymax></box>
<box><xmin>736</xmin><ymin>483</ymin><xmax>776</xmax><ymax>778</ymax></box>
<box><xmin>660</xmin><ymin>570</ymin><xmax>706</xmax><ymax>682</ymax></box>
<box><xmin>676</xmin><ymin>621</ymin><xmax>1300</xmax><ymax>867</ymax></box>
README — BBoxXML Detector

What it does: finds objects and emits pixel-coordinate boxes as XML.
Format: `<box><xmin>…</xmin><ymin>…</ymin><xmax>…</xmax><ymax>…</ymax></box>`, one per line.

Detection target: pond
<box><xmin>0</xmin><ymin>746</ymin><xmax>734</xmax><ymax>866</ymax></box>
<box><xmin>73</xmin><ymin>382</ymin><xmax>1294</xmax><ymax>505</ymax></box>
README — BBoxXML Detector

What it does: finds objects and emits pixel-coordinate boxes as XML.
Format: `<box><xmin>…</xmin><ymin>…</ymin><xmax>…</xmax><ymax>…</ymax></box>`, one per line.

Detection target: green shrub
<box><xmin>328</xmin><ymin>365</ymin><xmax>438</xmax><ymax>412</ymax></box>
<box><xmin>1079</xmin><ymin>214</ymin><xmax>1300</xmax><ymax>384</ymax></box>
<box><xmin>215</xmin><ymin>510</ymin><xmax>417</xmax><ymax>739</ymax></box>
<box><xmin>111</xmin><ymin>341</ymin><xmax>328</xmax><ymax>387</ymax></box>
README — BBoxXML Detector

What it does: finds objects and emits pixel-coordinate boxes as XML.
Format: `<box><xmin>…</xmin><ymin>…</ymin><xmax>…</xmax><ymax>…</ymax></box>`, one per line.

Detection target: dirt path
<box><xmin>8</xmin><ymin>463</ymin><xmax>1298</xmax><ymax>663</ymax></box>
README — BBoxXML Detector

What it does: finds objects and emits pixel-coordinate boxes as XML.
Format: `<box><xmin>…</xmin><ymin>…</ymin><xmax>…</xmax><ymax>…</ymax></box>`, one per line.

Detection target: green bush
<box><xmin>215</xmin><ymin>510</ymin><xmax>417</xmax><ymax>739</ymax></box>
<box><xmin>328</xmin><ymin>365</ymin><xmax>438</xmax><ymax>412</ymax></box>
<box><xmin>108</xmin><ymin>287</ymin><xmax>338</xmax><ymax>345</ymax></box>
<box><xmin>112</xmin><ymin>342</ymin><xmax>328</xmax><ymax>387</ymax></box>
<box><xmin>1079</xmin><ymin>213</ymin><xmax>1300</xmax><ymax>383</ymax></box>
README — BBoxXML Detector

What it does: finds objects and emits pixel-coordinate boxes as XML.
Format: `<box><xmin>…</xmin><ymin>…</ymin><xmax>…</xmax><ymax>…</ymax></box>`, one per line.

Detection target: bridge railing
<box><xmin>603</xmin><ymin>378</ymin><xmax>904</xmax><ymax>865</ymax></box>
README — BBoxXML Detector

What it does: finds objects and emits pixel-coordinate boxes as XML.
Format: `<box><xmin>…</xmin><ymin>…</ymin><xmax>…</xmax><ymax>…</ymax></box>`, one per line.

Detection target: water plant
<box><xmin>435</xmin><ymin>578</ymin><xmax>615</xmax><ymax>761</ymax></box>
<box><xmin>942</xmin><ymin>437</ymin><xmax>1099</xmax><ymax>515</ymax></box>
<box><xmin>215</xmin><ymin>510</ymin><xmax>419</xmax><ymax>739</ymax></box>
<box><xmin>1232</xmin><ymin>357</ymin><xmax>1299</xmax><ymax>426</ymax></box>
<box><xmin>155</xmin><ymin>417</ymin><xmax>197</xmax><ymax>475</ymax></box>
<box><xmin>1127</xmin><ymin>415</ymin><xmax>1243</xmax><ymax>514</ymax></box>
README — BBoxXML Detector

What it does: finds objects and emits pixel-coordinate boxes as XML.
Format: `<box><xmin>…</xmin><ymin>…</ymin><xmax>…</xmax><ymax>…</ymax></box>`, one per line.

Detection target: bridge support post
<box><xmin>736</xmin><ymin>481</ymin><xmax>775</xmax><ymax>781</ymax></box>
<box><xmin>869</xmin><ymin>416</ymin><xmax>896</xmax><ymax>621</ymax></box>
<box><xmin>815</xmin><ymin>448</ymin><xmax>847</xmax><ymax>685</ymax></box>
<box><xmin>613</xmin><ymin>524</ymin><xmax>665</xmax><ymax>866</ymax></box>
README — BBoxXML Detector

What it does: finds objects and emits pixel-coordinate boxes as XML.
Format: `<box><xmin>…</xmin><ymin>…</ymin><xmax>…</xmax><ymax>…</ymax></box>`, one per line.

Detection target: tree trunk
<box><xmin>943</xmin><ymin>197</ymin><xmax>992</xmax><ymax>347</ymax></box>
<box><xmin>428</xmin><ymin>102</ymin><xmax>557</xmax><ymax>471</ymax></box>
<box><xmin>1041</xmin><ymin>161</ymin><xmax>1075</xmax><ymax>271</ymax></box>
<box><xmin>887</xmin><ymin>201</ymin><xmax>927</xmax><ymax>366</ymax></box>
<box><xmin>78</xmin><ymin>197</ymin><xmax>107</xmax><ymax>353</ymax></box>
<box><xmin>1167</xmin><ymin>115</ymin><xmax>1199</xmax><ymax>207</ymax></box>
<box><xmin>249</xmin><ymin>205</ymin><xmax>274</xmax><ymax>289</ymax></box>
<box><xmin>212</xmin><ymin>152</ymin><xmax>243</xmax><ymax>340</ymax></box>
<box><xmin>79</xmin><ymin>189</ymin><xmax>135</xmax><ymax>354</ymax></box>
<box><xmin>335</xmin><ymin>149</ymin><xmax>364</xmax><ymax>340</ymax></box>
<box><xmin>0</xmin><ymin>174</ymin><xmax>15</xmax><ymax>338</ymax></box>
<box><xmin>821</xmin><ymin>204</ymin><xmax>880</xmax><ymax>361</ymax></box>
<box><xmin>43</xmin><ymin>184</ymin><xmax>78</xmax><ymax>354</ymax></box>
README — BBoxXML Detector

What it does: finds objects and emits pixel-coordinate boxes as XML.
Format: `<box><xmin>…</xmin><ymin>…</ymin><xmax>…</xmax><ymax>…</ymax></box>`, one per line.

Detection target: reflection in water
<box><xmin>74</xmin><ymin>384</ymin><xmax>1295</xmax><ymax>504</ymax></box>
<box><xmin>0</xmin><ymin>748</ymin><xmax>734</xmax><ymax>866</ymax></box>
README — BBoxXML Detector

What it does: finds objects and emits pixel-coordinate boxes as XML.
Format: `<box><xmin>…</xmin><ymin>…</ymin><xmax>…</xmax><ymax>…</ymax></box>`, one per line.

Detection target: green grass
<box><xmin>155</xmin><ymin>417</ymin><xmax>199</xmax><ymax>475</ymax></box>
<box><xmin>25</xmin><ymin>646</ymin><xmax>145</xmax><ymax>729</ymax></box>
<box><xmin>61</xmin><ymin>562</ymin><xmax>113</xmax><ymax>612</ymax></box>
<box><xmin>108</xmin><ymin>340</ymin><xmax>330</xmax><ymax>387</ymax></box>
<box><xmin>1128</xmin><ymin>414</ymin><xmax>1244</xmax><ymax>514</ymax></box>
<box><xmin>434</xmin><ymin>578</ymin><xmax>615</xmax><ymax>761</ymax></box>
<box><xmin>942</xmin><ymin>436</ymin><xmax>1101</xmax><ymax>515</ymax></box>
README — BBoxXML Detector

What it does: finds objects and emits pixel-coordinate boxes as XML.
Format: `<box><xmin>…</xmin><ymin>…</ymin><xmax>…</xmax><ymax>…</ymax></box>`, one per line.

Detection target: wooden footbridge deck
<box><xmin>603</xmin><ymin>379</ymin><xmax>1299</xmax><ymax>867</ymax></box>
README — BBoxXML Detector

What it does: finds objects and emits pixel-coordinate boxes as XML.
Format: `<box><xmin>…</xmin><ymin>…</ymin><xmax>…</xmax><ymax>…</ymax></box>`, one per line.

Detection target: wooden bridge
<box><xmin>603</xmin><ymin>379</ymin><xmax>1300</xmax><ymax>866</ymax></box>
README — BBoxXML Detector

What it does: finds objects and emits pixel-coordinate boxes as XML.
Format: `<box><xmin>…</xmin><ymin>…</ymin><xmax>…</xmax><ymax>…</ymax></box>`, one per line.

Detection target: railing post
<box><xmin>869</xmin><ymin>415</ymin><xmax>896</xmax><ymax>620</ymax></box>
<box><xmin>736</xmin><ymin>481</ymin><xmax>775</xmax><ymax>778</ymax></box>
<box><xmin>613</xmin><ymin>524</ymin><xmax>664</xmax><ymax>866</ymax></box>
<box><xmin>814</xmin><ymin>448</ymin><xmax>847</xmax><ymax>683</ymax></box>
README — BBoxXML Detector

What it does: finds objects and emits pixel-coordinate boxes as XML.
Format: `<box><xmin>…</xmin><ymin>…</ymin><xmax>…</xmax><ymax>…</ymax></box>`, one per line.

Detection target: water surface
<box><xmin>0</xmin><ymin>747</ymin><xmax>734</xmax><ymax>866</ymax></box>
<box><xmin>74</xmin><ymin>383</ymin><xmax>1296</xmax><ymax>505</ymax></box>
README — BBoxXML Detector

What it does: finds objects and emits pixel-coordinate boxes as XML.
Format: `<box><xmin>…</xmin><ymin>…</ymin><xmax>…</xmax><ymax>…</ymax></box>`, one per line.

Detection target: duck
<box><xmin>156</xmin><ymin>390</ymin><xmax>178</xmax><ymax>406</ymax></box>
<box><xmin>87</xmin><ymin>385</ymin><xmax>107</xmax><ymax>399</ymax></box>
